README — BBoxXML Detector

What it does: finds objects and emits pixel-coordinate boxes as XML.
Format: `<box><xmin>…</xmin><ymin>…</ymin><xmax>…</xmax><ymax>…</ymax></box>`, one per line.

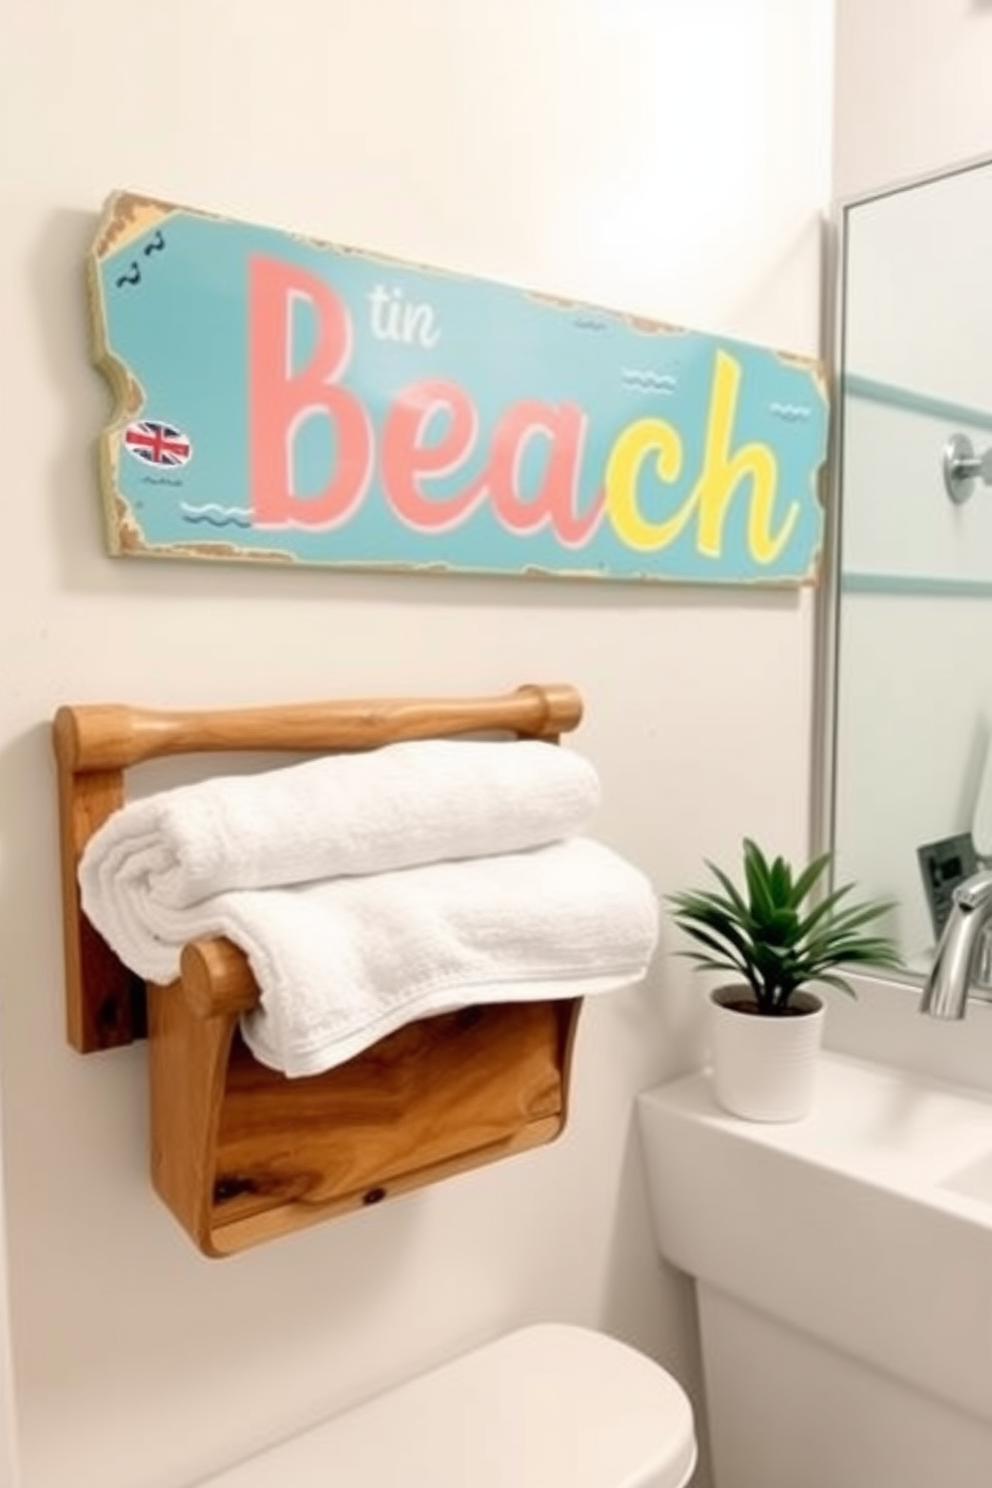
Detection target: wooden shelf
<box><xmin>53</xmin><ymin>684</ymin><xmax>585</xmax><ymax>1256</ymax></box>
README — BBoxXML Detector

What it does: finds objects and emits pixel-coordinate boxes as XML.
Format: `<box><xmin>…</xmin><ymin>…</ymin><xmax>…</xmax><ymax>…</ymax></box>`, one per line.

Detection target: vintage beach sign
<box><xmin>88</xmin><ymin>192</ymin><xmax>828</xmax><ymax>584</ymax></box>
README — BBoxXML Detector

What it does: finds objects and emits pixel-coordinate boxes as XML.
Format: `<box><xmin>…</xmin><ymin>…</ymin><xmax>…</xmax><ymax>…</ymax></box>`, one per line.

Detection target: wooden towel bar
<box><xmin>53</xmin><ymin>683</ymin><xmax>585</xmax><ymax>1256</ymax></box>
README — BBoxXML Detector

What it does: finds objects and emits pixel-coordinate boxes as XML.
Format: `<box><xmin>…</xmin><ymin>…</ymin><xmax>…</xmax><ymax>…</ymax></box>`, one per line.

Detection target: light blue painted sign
<box><xmin>88</xmin><ymin>192</ymin><xmax>828</xmax><ymax>584</ymax></box>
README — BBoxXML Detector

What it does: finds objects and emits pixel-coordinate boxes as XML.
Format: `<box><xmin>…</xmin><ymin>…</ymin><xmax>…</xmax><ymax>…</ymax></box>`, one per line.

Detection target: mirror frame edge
<box><xmin>811</xmin><ymin>188</ymin><xmax>922</xmax><ymax>995</ymax></box>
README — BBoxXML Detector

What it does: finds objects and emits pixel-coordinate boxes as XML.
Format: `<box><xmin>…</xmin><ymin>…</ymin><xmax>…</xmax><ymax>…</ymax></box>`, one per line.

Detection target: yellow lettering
<box><xmin>604</xmin><ymin>353</ymin><xmax>800</xmax><ymax>564</ymax></box>
<box><xmin>604</xmin><ymin>418</ymin><xmax>686</xmax><ymax>552</ymax></box>
<box><xmin>694</xmin><ymin>351</ymin><xmax>797</xmax><ymax>562</ymax></box>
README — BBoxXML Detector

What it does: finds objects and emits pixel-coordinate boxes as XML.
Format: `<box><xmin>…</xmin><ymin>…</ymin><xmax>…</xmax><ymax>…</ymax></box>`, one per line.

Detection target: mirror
<box><xmin>824</xmin><ymin>152</ymin><xmax>992</xmax><ymax>987</ymax></box>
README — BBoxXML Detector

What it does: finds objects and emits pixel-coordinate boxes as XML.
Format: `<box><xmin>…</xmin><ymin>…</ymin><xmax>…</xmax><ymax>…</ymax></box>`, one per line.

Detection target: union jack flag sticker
<box><xmin>123</xmin><ymin>419</ymin><xmax>193</xmax><ymax>468</ymax></box>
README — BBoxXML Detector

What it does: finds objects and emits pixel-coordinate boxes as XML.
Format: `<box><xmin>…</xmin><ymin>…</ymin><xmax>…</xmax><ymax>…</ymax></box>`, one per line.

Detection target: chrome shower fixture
<box><xmin>943</xmin><ymin>433</ymin><xmax>992</xmax><ymax>504</ymax></box>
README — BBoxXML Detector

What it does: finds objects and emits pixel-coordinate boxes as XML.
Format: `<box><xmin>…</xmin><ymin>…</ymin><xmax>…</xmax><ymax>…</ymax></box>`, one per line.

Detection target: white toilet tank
<box><xmin>194</xmin><ymin>1323</ymin><xmax>696</xmax><ymax>1488</ymax></box>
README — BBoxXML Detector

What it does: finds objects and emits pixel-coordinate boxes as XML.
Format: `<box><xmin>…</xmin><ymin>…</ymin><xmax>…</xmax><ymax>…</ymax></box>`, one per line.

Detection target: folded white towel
<box><xmin>78</xmin><ymin>740</ymin><xmax>599</xmax><ymax>940</ymax></box>
<box><xmin>83</xmin><ymin>837</ymin><xmax>658</xmax><ymax>1077</ymax></box>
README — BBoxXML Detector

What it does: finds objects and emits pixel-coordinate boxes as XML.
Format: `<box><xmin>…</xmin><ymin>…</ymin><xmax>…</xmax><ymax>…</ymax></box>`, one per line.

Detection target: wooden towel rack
<box><xmin>53</xmin><ymin>683</ymin><xmax>585</xmax><ymax>1256</ymax></box>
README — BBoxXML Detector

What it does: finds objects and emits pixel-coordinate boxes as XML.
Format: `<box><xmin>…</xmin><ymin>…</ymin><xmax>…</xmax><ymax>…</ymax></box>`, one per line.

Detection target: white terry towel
<box><xmin>78</xmin><ymin>739</ymin><xmax>599</xmax><ymax>943</ymax></box>
<box><xmin>83</xmin><ymin>837</ymin><xmax>658</xmax><ymax>1077</ymax></box>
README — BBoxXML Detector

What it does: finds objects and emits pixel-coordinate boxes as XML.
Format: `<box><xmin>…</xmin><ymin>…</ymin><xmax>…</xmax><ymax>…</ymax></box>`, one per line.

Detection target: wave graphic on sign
<box><xmin>180</xmin><ymin>503</ymin><xmax>253</xmax><ymax>529</ymax></box>
<box><xmin>620</xmin><ymin>368</ymin><xmax>678</xmax><ymax>394</ymax></box>
<box><xmin>769</xmin><ymin>401</ymin><xmax>812</xmax><ymax>421</ymax></box>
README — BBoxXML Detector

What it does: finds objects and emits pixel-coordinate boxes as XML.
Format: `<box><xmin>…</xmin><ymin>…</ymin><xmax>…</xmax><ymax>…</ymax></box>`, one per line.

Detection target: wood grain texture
<box><xmin>53</xmin><ymin>684</ymin><xmax>588</xmax><ymax>1255</ymax></box>
<box><xmin>54</xmin><ymin>757</ymin><xmax>143</xmax><ymax>1049</ymax></box>
<box><xmin>186</xmin><ymin>999</ymin><xmax>581</xmax><ymax>1257</ymax></box>
<box><xmin>54</xmin><ymin>682</ymin><xmax>581</xmax><ymax>771</ymax></box>
<box><xmin>53</xmin><ymin>683</ymin><xmax>581</xmax><ymax>1051</ymax></box>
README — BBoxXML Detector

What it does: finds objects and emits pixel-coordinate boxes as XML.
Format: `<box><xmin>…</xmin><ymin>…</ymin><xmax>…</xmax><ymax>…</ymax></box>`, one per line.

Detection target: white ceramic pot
<box><xmin>707</xmin><ymin>985</ymin><xmax>826</xmax><ymax>1122</ymax></box>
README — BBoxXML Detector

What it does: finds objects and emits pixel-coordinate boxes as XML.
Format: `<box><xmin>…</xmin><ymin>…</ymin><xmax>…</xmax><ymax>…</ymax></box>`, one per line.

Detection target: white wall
<box><xmin>0</xmin><ymin>3</ymin><xmax>831</xmax><ymax>1485</ymax></box>
<box><xmin>833</xmin><ymin>0</ymin><xmax>992</xmax><ymax>201</ymax></box>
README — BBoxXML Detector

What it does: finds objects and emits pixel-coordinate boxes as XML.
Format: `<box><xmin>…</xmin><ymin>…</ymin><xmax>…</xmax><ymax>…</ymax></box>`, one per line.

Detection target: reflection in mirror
<box><xmin>825</xmin><ymin>152</ymin><xmax>992</xmax><ymax>993</ymax></box>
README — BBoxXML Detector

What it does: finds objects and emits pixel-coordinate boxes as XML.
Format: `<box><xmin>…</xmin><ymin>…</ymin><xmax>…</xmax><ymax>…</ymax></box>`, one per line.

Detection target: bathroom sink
<box><xmin>637</xmin><ymin>1052</ymin><xmax>992</xmax><ymax>1432</ymax></box>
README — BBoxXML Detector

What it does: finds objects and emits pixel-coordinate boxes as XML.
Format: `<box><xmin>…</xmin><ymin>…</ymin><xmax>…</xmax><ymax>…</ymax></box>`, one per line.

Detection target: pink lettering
<box><xmin>248</xmin><ymin>256</ymin><xmax>372</xmax><ymax>527</ymax></box>
<box><xmin>479</xmin><ymin>401</ymin><xmax>605</xmax><ymax>546</ymax></box>
<box><xmin>381</xmin><ymin>380</ymin><xmax>482</xmax><ymax>530</ymax></box>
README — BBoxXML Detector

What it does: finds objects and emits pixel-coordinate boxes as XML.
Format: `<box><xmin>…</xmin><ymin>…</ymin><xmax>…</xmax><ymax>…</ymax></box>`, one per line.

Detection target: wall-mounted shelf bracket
<box><xmin>53</xmin><ymin>684</ymin><xmax>585</xmax><ymax>1255</ymax></box>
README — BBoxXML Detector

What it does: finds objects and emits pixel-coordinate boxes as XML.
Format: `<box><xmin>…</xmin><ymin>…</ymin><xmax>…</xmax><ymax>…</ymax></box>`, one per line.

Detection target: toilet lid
<box><xmin>196</xmin><ymin>1324</ymin><xmax>696</xmax><ymax>1488</ymax></box>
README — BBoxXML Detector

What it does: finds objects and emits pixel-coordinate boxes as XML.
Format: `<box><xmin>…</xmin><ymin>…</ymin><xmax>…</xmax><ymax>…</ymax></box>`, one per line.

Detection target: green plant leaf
<box><xmin>702</xmin><ymin>862</ymin><xmax>751</xmax><ymax>922</ymax></box>
<box><xmin>790</xmin><ymin>851</ymin><xmax>832</xmax><ymax>907</ymax></box>
<box><xmin>667</xmin><ymin>837</ymin><xmax>902</xmax><ymax>1012</ymax></box>
<box><xmin>742</xmin><ymin>839</ymin><xmax>776</xmax><ymax>921</ymax></box>
<box><xmin>810</xmin><ymin>971</ymin><xmax>858</xmax><ymax>998</ymax></box>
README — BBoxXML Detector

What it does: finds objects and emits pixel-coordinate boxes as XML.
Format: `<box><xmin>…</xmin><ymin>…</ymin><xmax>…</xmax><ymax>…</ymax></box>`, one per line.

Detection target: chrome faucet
<box><xmin>920</xmin><ymin>869</ymin><xmax>992</xmax><ymax>1018</ymax></box>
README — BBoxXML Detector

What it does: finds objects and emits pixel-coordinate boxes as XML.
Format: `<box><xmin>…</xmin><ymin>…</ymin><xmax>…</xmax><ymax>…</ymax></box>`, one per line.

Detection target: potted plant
<box><xmin>667</xmin><ymin>837</ymin><xmax>900</xmax><ymax>1121</ymax></box>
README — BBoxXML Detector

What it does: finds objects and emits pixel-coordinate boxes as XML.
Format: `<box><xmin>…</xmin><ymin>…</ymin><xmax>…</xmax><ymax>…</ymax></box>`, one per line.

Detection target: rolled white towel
<box><xmin>83</xmin><ymin>836</ymin><xmax>658</xmax><ymax>1077</ymax></box>
<box><xmin>78</xmin><ymin>740</ymin><xmax>600</xmax><ymax>953</ymax></box>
